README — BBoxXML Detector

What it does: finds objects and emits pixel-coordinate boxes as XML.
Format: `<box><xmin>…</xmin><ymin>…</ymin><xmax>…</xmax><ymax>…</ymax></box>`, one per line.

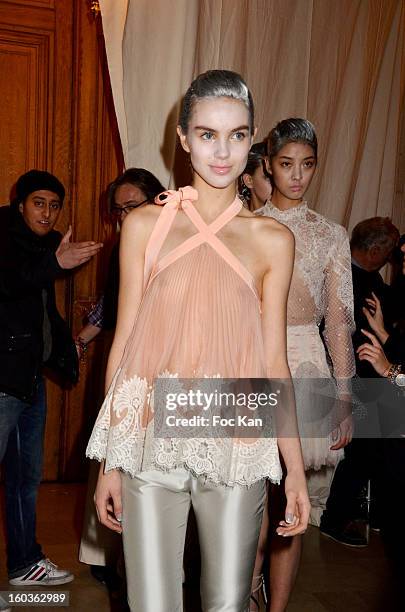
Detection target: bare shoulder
<box><xmin>245</xmin><ymin>213</ymin><xmax>295</xmax><ymax>256</ymax></box>
<box><xmin>120</xmin><ymin>204</ymin><xmax>164</xmax><ymax>244</ymax></box>
<box><xmin>123</xmin><ymin>202</ymin><xmax>162</xmax><ymax>227</ymax></box>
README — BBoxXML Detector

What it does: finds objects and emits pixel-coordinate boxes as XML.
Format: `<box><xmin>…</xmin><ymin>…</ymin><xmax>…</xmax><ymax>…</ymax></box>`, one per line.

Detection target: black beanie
<box><xmin>15</xmin><ymin>169</ymin><xmax>65</xmax><ymax>204</ymax></box>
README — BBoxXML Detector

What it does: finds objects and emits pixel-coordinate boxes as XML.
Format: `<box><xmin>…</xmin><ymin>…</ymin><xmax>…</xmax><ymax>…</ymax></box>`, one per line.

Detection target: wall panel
<box><xmin>0</xmin><ymin>0</ymin><xmax>122</xmax><ymax>480</ymax></box>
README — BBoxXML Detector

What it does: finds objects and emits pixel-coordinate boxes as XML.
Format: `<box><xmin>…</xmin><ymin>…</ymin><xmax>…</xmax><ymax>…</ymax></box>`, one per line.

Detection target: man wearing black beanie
<box><xmin>0</xmin><ymin>169</ymin><xmax>102</xmax><ymax>589</ymax></box>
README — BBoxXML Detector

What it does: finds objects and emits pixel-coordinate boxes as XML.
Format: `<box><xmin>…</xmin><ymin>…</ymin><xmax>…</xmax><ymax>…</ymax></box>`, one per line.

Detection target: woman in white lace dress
<box><xmin>251</xmin><ymin>119</ymin><xmax>355</xmax><ymax>612</ymax></box>
<box><xmin>86</xmin><ymin>73</ymin><xmax>310</xmax><ymax>612</ymax></box>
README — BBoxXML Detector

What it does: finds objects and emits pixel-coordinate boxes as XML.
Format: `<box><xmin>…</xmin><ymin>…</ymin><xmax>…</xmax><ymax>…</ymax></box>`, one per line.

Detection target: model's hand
<box><xmin>357</xmin><ymin>329</ymin><xmax>391</xmax><ymax>377</ymax></box>
<box><xmin>362</xmin><ymin>292</ymin><xmax>388</xmax><ymax>344</ymax></box>
<box><xmin>277</xmin><ymin>469</ymin><xmax>310</xmax><ymax>537</ymax></box>
<box><xmin>330</xmin><ymin>413</ymin><xmax>353</xmax><ymax>450</ymax></box>
<box><xmin>94</xmin><ymin>466</ymin><xmax>123</xmax><ymax>533</ymax></box>
<box><xmin>56</xmin><ymin>226</ymin><xmax>103</xmax><ymax>269</ymax></box>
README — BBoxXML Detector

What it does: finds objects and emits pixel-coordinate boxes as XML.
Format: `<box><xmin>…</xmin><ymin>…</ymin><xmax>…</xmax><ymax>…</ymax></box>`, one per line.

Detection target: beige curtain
<box><xmin>99</xmin><ymin>0</ymin><xmax>405</xmax><ymax>231</ymax></box>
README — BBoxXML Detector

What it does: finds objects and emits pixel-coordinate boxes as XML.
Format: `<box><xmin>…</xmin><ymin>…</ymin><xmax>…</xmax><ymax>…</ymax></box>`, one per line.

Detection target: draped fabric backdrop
<box><xmin>99</xmin><ymin>0</ymin><xmax>405</xmax><ymax>232</ymax></box>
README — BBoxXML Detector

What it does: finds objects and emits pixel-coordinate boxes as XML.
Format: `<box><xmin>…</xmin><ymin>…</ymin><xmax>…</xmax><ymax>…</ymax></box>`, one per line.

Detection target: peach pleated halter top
<box><xmin>86</xmin><ymin>187</ymin><xmax>282</xmax><ymax>487</ymax></box>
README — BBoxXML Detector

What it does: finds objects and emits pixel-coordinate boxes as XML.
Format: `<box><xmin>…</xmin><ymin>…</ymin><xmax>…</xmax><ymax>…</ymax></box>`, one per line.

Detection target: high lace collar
<box><xmin>259</xmin><ymin>200</ymin><xmax>308</xmax><ymax>221</ymax></box>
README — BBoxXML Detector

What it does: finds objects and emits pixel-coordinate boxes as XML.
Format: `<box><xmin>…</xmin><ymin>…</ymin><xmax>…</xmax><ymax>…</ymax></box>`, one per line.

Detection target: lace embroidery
<box><xmin>86</xmin><ymin>371</ymin><xmax>282</xmax><ymax>487</ymax></box>
<box><xmin>261</xmin><ymin>204</ymin><xmax>340</xmax><ymax>308</ymax></box>
<box><xmin>258</xmin><ymin>201</ymin><xmax>354</xmax><ymax>471</ymax></box>
<box><xmin>258</xmin><ymin>202</ymin><xmax>355</xmax><ymax>384</ymax></box>
<box><xmin>112</xmin><ymin>375</ymin><xmax>148</xmax><ymax>420</ymax></box>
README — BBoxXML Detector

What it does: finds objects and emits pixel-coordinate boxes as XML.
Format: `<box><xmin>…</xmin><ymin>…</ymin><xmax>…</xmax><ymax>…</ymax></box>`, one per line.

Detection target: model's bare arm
<box><xmin>260</xmin><ymin>223</ymin><xmax>293</xmax><ymax>379</ymax></box>
<box><xmin>104</xmin><ymin>207</ymin><xmax>156</xmax><ymax>392</ymax></box>
<box><xmin>95</xmin><ymin>206</ymin><xmax>158</xmax><ymax>531</ymax></box>
<box><xmin>259</xmin><ymin>221</ymin><xmax>310</xmax><ymax>536</ymax></box>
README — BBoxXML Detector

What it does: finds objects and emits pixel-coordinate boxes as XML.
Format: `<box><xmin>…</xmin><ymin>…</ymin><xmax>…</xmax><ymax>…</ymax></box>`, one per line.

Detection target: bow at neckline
<box><xmin>154</xmin><ymin>186</ymin><xmax>198</xmax><ymax>209</ymax></box>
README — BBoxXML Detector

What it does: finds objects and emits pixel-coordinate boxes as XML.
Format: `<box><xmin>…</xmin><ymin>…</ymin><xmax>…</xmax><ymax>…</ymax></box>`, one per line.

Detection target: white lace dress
<box><xmin>256</xmin><ymin>201</ymin><xmax>355</xmax><ymax>470</ymax></box>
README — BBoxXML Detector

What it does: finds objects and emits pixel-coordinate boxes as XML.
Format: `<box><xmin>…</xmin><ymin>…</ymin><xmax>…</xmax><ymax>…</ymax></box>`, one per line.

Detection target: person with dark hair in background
<box><xmin>239</xmin><ymin>141</ymin><xmax>272</xmax><ymax>212</ymax></box>
<box><xmin>77</xmin><ymin>168</ymin><xmax>165</xmax><ymax>591</ymax></box>
<box><xmin>74</xmin><ymin>168</ymin><xmax>166</xmax><ymax>355</ymax></box>
<box><xmin>320</xmin><ymin>217</ymin><xmax>400</xmax><ymax>548</ymax></box>
<box><xmin>254</xmin><ymin>118</ymin><xmax>355</xmax><ymax>612</ymax></box>
<box><xmin>0</xmin><ymin>170</ymin><xmax>102</xmax><ymax>591</ymax></box>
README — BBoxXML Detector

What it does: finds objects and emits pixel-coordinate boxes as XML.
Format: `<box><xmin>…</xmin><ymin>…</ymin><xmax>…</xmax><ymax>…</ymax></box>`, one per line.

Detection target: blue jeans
<box><xmin>0</xmin><ymin>379</ymin><xmax>46</xmax><ymax>578</ymax></box>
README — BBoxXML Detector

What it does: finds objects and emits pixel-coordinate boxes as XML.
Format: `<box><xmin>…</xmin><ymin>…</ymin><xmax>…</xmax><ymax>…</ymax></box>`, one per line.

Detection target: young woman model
<box><xmin>239</xmin><ymin>141</ymin><xmax>272</xmax><ymax>212</ymax></box>
<box><xmin>252</xmin><ymin>119</ymin><xmax>355</xmax><ymax>612</ymax></box>
<box><xmin>86</xmin><ymin>72</ymin><xmax>310</xmax><ymax>612</ymax></box>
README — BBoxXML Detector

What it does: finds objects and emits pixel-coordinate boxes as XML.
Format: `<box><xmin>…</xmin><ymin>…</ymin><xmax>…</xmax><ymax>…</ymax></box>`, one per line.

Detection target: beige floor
<box><xmin>0</xmin><ymin>484</ymin><xmax>397</xmax><ymax>611</ymax></box>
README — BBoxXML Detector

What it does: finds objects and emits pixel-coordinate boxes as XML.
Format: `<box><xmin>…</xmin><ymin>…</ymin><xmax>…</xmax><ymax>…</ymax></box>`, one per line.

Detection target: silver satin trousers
<box><xmin>121</xmin><ymin>468</ymin><xmax>266</xmax><ymax>612</ymax></box>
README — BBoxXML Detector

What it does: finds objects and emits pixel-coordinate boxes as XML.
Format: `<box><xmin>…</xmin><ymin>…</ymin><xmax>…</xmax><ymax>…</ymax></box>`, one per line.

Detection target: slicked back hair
<box><xmin>268</xmin><ymin>118</ymin><xmax>318</xmax><ymax>160</ymax></box>
<box><xmin>179</xmin><ymin>69</ymin><xmax>254</xmax><ymax>134</ymax></box>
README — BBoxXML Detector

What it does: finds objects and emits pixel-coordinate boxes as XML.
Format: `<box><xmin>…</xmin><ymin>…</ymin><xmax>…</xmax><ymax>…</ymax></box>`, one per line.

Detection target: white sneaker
<box><xmin>0</xmin><ymin>594</ymin><xmax>11</xmax><ymax>612</ymax></box>
<box><xmin>9</xmin><ymin>558</ymin><xmax>74</xmax><ymax>586</ymax></box>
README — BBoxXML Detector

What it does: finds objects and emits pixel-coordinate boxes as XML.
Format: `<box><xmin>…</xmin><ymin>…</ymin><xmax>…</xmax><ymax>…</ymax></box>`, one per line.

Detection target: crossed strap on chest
<box><xmin>143</xmin><ymin>186</ymin><xmax>258</xmax><ymax>301</ymax></box>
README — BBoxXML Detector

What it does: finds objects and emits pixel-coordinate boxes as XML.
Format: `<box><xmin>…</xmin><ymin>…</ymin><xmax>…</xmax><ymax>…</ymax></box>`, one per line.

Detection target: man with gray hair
<box><xmin>320</xmin><ymin>216</ymin><xmax>399</xmax><ymax>547</ymax></box>
<box><xmin>350</xmin><ymin>217</ymin><xmax>399</xmax><ymax>377</ymax></box>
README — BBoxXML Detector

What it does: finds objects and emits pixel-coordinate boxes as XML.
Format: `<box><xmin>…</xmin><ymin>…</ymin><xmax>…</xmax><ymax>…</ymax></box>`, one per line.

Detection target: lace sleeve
<box><xmin>322</xmin><ymin>225</ymin><xmax>356</xmax><ymax>393</ymax></box>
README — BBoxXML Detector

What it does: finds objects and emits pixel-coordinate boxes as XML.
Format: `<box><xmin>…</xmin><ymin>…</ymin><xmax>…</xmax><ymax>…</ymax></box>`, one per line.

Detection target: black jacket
<box><xmin>385</xmin><ymin>329</ymin><xmax>405</xmax><ymax>368</ymax></box>
<box><xmin>351</xmin><ymin>263</ymin><xmax>395</xmax><ymax>378</ymax></box>
<box><xmin>0</xmin><ymin>203</ymin><xmax>78</xmax><ymax>402</ymax></box>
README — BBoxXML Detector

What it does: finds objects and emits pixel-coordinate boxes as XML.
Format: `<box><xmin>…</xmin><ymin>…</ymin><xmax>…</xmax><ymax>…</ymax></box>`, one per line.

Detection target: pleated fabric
<box><xmin>87</xmin><ymin>187</ymin><xmax>281</xmax><ymax>487</ymax></box>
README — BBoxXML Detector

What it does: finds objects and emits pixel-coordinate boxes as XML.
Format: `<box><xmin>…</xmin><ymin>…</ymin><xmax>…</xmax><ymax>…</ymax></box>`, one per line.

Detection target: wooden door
<box><xmin>0</xmin><ymin>0</ymin><xmax>123</xmax><ymax>480</ymax></box>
